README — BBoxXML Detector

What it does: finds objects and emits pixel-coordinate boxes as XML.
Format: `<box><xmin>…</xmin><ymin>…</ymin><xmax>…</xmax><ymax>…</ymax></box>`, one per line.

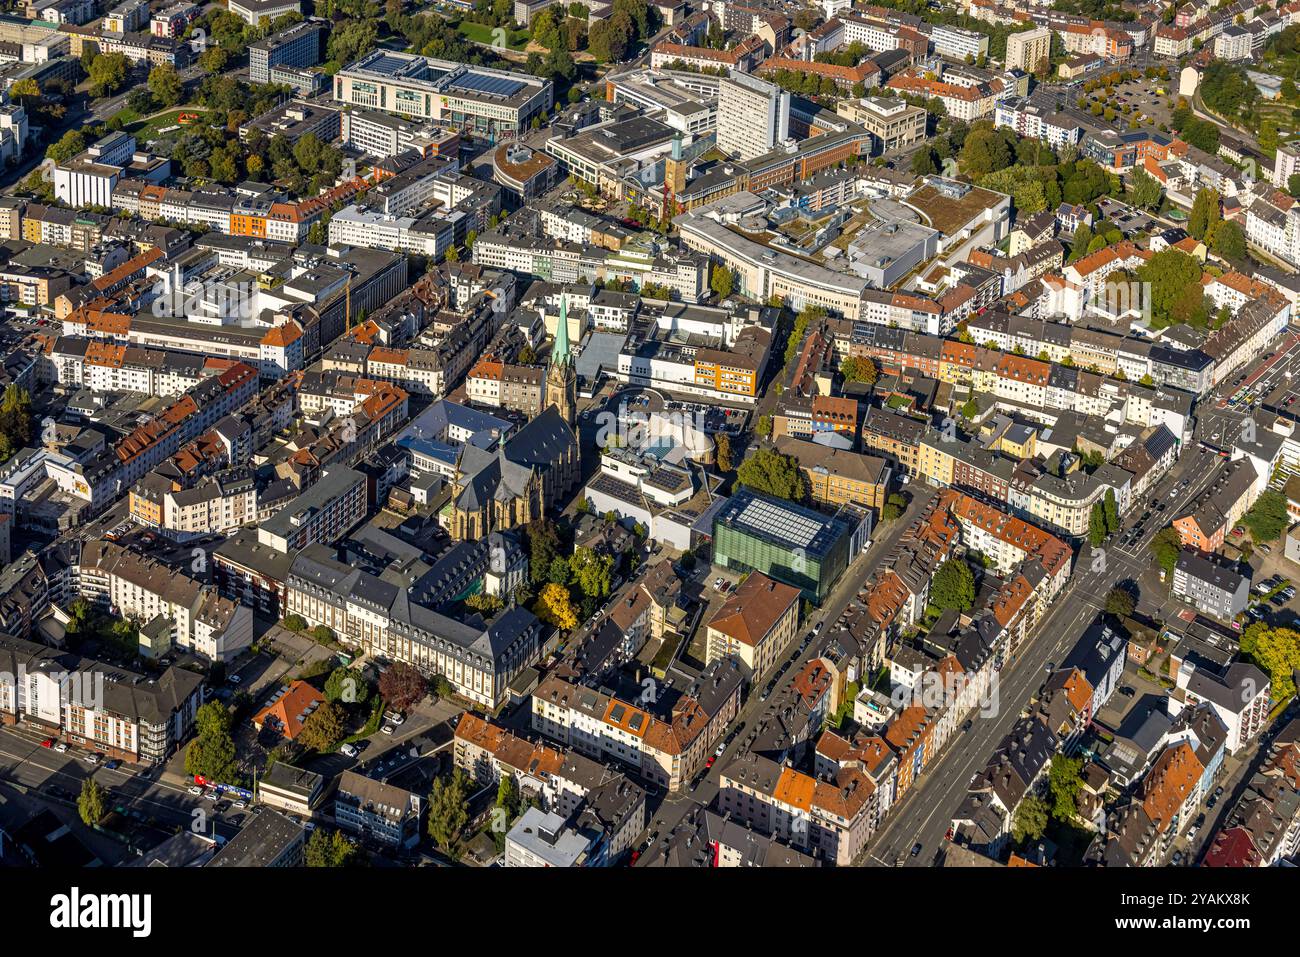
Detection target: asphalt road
<box><xmin>0</xmin><ymin>724</ymin><xmax>240</xmax><ymax>839</ymax></box>
<box><xmin>860</xmin><ymin>430</ymin><xmax>1229</xmax><ymax>866</ymax></box>
<box><xmin>638</xmin><ymin>481</ymin><xmax>940</xmax><ymax>858</ymax></box>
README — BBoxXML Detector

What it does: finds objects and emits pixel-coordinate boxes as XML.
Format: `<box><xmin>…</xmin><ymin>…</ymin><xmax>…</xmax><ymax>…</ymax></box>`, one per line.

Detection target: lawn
<box><xmin>125</xmin><ymin>107</ymin><xmax>212</xmax><ymax>140</ymax></box>
<box><xmin>457</xmin><ymin>21</ymin><xmax>530</xmax><ymax>50</ymax></box>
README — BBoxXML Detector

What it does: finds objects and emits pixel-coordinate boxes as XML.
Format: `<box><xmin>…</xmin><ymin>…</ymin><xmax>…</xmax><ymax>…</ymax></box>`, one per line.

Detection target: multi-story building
<box><xmin>77</xmin><ymin>541</ymin><xmax>254</xmax><ymax>662</ymax></box>
<box><xmin>256</xmin><ymin>466</ymin><xmax>366</xmax><ymax>554</ymax></box>
<box><xmin>717</xmin><ymin>71</ymin><xmax>790</xmax><ymax>161</ymax></box>
<box><xmin>249</xmin><ymin>19</ymin><xmax>324</xmax><ymax>85</ymax></box>
<box><xmin>333</xmin><ymin>771</ymin><xmax>422</xmax><ymax>849</ymax></box>
<box><xmin>333</xmin><ymin>50</ymin><xmax>553</xmax><ymax>140</ymax></box>
<box><xmin>712</xmin><ymin>487</ymin><xmax>858</xmax><ymax>605</ymax></box>
<box><xmin>1005</xmin><ymin>26</ymin><xmax>1051</xmax><ymax>73</ymax></box>
<box><xmin>530</xmin><ymin>658</ymin><xmax>745</xmax><ymax>792</ymax></box>
<box><xmin>717</xmin><ymin>751</ymin><xmax>877</xmax><ymax>865</ymax></box>
<box><xmin>704</xmin><ymin>572</ymin><xmax>801</xmax><ymax>679</ymax></box>
<box><xmin>775</xmin><ymin>437</ymin><xmax>891</xmax><ymax>512</ymax></box>
<box><xmin>1171</xmin><ymin>549</ymin><xmax>1250</xmax><ymax>621</ymax></box>
<box><xmin>285</xmin><ymin>543</ymin><xmax>542</xmax><ymax>709</ymax></box>
<box><xmin>0</xmin><ymin>633</ymin><xmax>203</xmax><ymax>765</ymax></box>
<box><xmin>834</xmin><ymin>97</ymin><xmax>926</xmax><ymax>155</ymax></box>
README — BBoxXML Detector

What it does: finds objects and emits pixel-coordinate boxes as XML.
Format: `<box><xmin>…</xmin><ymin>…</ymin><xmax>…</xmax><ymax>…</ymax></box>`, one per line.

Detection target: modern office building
<box><xmin>717</xmin><ymin>71</ymin><xmax>790</xmax><ymax>161</ymax></box>
<box><xmin>256</xmin><ymin>466</ymin><xmax>367</xmax><ymax>554</ymax></box>
<box><xmin>834</xmin><ymin>97</ymin><xmax>926</xmax><ymax>155</ymax></box>
<box><xmin>333</xmin><ymin>50</ymin><xmax>553</xmax><ymax>139</ymax></box>
<box><xmin>712</xmin><ymin>488</ymin><xmax>854</xmax><ymax>604</ymax></box>
<box><xmin>249</xmin><ymin>18</ymin><xmax>324</xmax><ymax>85</ymax></box>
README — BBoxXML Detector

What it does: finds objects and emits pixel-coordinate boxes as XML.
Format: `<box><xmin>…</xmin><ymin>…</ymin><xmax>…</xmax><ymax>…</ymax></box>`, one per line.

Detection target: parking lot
<box><xmin>1094</xmin><ymin>196</ymin><xmax>1167</xmax><ymax>238</ymax></box>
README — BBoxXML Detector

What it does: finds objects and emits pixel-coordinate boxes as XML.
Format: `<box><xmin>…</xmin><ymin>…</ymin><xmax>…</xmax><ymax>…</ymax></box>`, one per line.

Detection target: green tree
<box><xmin>1136</xmin><ymin>249</ymin><xmax>1204</xmax><ymax>327</ymax></box>
<box><xmin>1105</xmin><ymin>585</ymin><xmax>1135</xmax><ymax>619</ymax></box>
<box><xmin>45</xmin><ymin>129</ymin><xmax>87</xmax><ymax>164</ymax></box>
<box><xmin>324</xmin><ymin>667</ymin><xmax>370</xmax><ymax>705</ymax></box>
<box><xmin>569</xmin><ymin>546</ymin><xmax>615</xmax><ymax>602</ymax></box>
<box><xmin>841</xmin><ymin>356</ymin><xmax>879</xmax><ymax>384</ymax></box>
<box><xmin>710</xmin><ymin>263</ymin><xmax>734</xmax><ymax>299</ymax></box>
<box><xmin>958</xmin><ymin>123</ymin><xmax>1012</xmax><ymax>180</ymax></box>
<box><xmin>185</xmin><ymin>701</ymin><xmax>239</xmax><ymax>784</ymax></box>
<box><xmin>1047</xmin><ymin>754</ymin><xmax>1084</xmax><ymax>823</ymax></box>
<box><xmin>931</xmin><ymin>559</ymin><xmax>975</xmax><ymax>612</ymax></box>
<box><xmin>1088</xmin><ymin>501</ymin><xmax>1107</xmax><ymax>547</ymax></box>
<box><xmin>1210</xmin><ymin>219</ymin><xmax>1246</xmax><ymax>261</ymax></box>
<box><xmin>736</xmin><ymin>448</ymin><xmax>806</xmax><ymax>501</ymax></box>
<box><xmin>305</xmin><ymin>827</ymin><xmax>360</xmax><ymax>867</ymax></box>
<box><xmin>1103</xmin><ymin>488</ymin><xmax>1119</xmax><ymax>534</ymax></box>
<box><xmin>88</xmin><ymin>53</ymin><xmax>130</xmax><ymax>98</ymax></box>
<box><xmin>1242</xmin><ymin>489</ymin><xmax>1289</xmax><ymax>543</ymax></box>
<box><xmin>1239</xmin><ymin>623</ymin><xmax>1300</xmax><ymax>701</ymax></box>
<box><xmin>1188</xmin><ymin>188</ymin><xmax>1222</xmax><ymax>242</ymax></box>
<box><xmin>1012</xmin><ymin>793</ymin><xmax>1050</xmax><ymax>843</ymax></box>
<box><xmin>428</xmin><ymin>768</ymin><xmax>472</xmax><ymax>854</ymax></box>
<box><xmin>298</xmin><ymin>701</ymin><xmax>347</xmax><ymax>752</ymax></box>
<box><xmin>327</xmin><ymin>20</ymin><xmax>379</xmax><ymax>68</ymax></box>
<box><xmin>78</xmin><ymin>777</ymin><xmax>107</xmax><ymax>827</ymax></box>
<box><xmin>1150</xmin><ymin>526</ymin><xmax>1183</xmax><ymax>578</ymax></box>
<box><xmin>785</xmin><ymin>305</ymin><xmax>825</xmax><ymax>367</ymax></box>
<box><xmin>881</xmin><ymin>491</ymin><xmax>907</xmax><ymax>522</ymax></box>
<box><xmin>755</xmin><ymin>414</ymin><xmax>773</xmax><ymax>438</ymax></box>
<box><xmin>1128</xmin><ymin>167</ymin><xmax>1163</xmax><ymax>210</ymax></box>
<box><xmin>147</xmin><ymin>64</ymin><xmax>184</xmax><ymax>108</ymax></box>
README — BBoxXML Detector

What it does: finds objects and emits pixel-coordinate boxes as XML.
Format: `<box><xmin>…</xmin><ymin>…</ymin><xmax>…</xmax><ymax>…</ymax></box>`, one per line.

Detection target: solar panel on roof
<box><xmin>451</xmin><ymin>72</ymin><xmax>525</xmax><ymax>98</ymax></box>
<box><xmin>368</xmin><ymin>53</ymin><xmax>412</xmax><ymax>76</ymax></box>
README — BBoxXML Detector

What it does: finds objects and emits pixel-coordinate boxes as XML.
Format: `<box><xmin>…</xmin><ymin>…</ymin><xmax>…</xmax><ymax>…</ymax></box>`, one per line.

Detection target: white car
<box><xmin>228</xmin><ymin>674</ymin><xmax>242</xmax><ymax>685</ymax></box>
<box><xmin>714</xmin><ymin>742</ymin><xmax>726</xmax><ymax>757</ymax></box>
<box><xmin>340</xmin><ymin>743</ymin><xmax>359</xmax><ymax>758</ymax></box>
<box><xmin>54</xmin><ymin>742</ymin><xmax>68</xmax><ymax>753</ymax></box>
<box><xmin>233</xmin><ymin>800</ymin><xmax>248</xmax><ymax>810</ymax></box>
<box><xmin>303</xmin><ymin>821</ymin><xmax>316</xmax><ymax>832</ymax></box>
<box><xmin>188</xmin><ymin>785</ymin><xmax>203</xmax><ymax>795</ymax></box>
<box><xmin>382</xmin><ymin>724</ymin><xmax>395</xmax><ymax>735</ymax></box>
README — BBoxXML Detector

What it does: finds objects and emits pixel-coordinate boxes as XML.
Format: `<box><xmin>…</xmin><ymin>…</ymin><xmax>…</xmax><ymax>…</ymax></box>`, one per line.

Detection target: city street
<box><xmin>638</xmin><ymin>482</ymin><xmax>940</xmax><ymax>859</ymax></box>
<box><xmin>860</xmin><ymin>427</ymin><xmax>1228</xmax><ymax>866</ymax></box>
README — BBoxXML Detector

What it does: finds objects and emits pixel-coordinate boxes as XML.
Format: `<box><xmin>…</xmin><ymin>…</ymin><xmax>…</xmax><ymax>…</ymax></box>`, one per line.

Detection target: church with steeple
<box><xmin>446</xmin><ymin>294</ymin><xmax>581</xmax><ymax>541</ymax></box>
<box><xmin>545</xmin><ymin>292</ymin><xmax>577</xmax><ymax>428</ymax></box>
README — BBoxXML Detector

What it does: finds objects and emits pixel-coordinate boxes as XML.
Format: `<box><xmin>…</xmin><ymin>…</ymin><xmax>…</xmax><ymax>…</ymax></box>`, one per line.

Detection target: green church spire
<box><xmin>555</xmin><ymin>292</ymin><xmax>571</xmax><ymax>366</ymax></box>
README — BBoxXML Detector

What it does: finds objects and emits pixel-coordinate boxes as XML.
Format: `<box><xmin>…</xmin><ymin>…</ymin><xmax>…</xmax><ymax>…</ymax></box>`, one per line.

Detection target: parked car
<box><xmin>55</xmin><ymin>742</ymin><xmax>68</xmax><ymax>753</ymax></box>
<box><xmin>382</xmin><ymin>724</ymin><xmax>395</xmax><ymax>735</ymax></box>
<box><xmin>104</xmin><ymin>759</ymin><xmax>120</xmax><ymax>771</ymax></box>
<box><xmin>228</xmin><ymin>674</ymin><xmax>242</xmax><ymax>685</ymax></box>
<box><xmin>340</xmin><ymin>743</ymin><xmax>359</xmax><ymax>758</ymax></box>
<box><xmin>41</xmin><ymin>738</ymin><xmax>54</xmax><ymax>748</ymax></box>
<box><xmin>188</xmin><ymin>785</ymin><xmax>203</xmax><ymax>795</ymax></box>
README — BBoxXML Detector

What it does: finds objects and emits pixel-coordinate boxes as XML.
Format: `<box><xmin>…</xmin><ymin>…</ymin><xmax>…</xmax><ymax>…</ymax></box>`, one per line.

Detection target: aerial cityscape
<box><xmin>0</xmin><ymin>0</ymin><xmax>1295</xmax><ymax>899</ymax></box>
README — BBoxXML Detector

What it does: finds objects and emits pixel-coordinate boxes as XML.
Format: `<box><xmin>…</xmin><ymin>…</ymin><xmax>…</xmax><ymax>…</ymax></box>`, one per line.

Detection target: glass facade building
<box><xmin>711</xmin><ymin>489</ymin><xmax>853</xmax><ymax>605</ymax></box>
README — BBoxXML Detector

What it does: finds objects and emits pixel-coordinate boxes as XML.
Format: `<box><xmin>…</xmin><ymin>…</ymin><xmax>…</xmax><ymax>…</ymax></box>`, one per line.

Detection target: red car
<box><xmin>706</xmin><ymin>755</ymin><xmax>716</xmax><ymax>768</ymax></box>
<box><xmin>41</xmin><ymin>737</ymin><xmax>54</xmax><ymax>748</ymax></box>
